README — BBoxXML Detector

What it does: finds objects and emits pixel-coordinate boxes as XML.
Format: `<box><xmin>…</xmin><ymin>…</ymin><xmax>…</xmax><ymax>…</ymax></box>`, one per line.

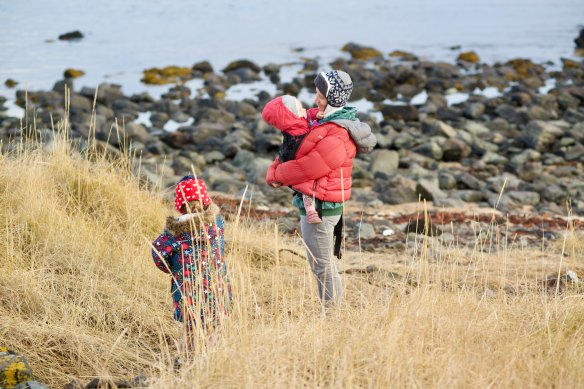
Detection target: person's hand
<box><xmin>316</xmin><ymin>111</ymin><xmax>324</xmax><ymax>120</ymax></box>
<box><xmin>270</xmin><ymin>182</ymin><xmax>282</xmax><ymax>188</ymax></box>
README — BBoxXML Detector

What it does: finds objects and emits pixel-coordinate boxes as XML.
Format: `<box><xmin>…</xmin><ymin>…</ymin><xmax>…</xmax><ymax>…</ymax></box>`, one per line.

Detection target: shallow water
<box><xmin>0</xmin><ymin>0</ymin><xmax>582</xmax><ymax>103</ymax></box>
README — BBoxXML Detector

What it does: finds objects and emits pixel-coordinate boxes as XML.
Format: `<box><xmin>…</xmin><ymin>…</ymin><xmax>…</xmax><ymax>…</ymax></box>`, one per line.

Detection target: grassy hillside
<box><xmin>0</xmin><ymin>128</ymin><xmax>583</xmax><ymax>388</ymax></box>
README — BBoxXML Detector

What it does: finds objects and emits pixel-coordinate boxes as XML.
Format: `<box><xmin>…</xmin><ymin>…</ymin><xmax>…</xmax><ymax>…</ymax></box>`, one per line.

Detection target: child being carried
<box><xmin>262</xmin><ymin>95</ymin><xmax>324</xmax><ymax>224</ymax></box>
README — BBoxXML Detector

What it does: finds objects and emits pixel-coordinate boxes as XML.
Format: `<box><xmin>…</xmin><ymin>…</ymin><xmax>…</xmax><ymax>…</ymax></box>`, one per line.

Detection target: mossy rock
<box><xmin>457</xmin><ymin>51</ymin><xmax>480</xmax><ymax>63</ymax></box>
<box><xmin>562</xmin><ymin>58</ymin><xmax>583</xmax><ymax>70</ymax></box>
<box><xmin>64</xmin><ymin>68</ymin><xmax>85</xmax><ymax>78</ymax></box>
<box><xmin>389</xmin><ymin>50</ymin><xmax>418</xmax><ymax>61</ymax></box>
<box><xmin>0</xmin><ymin>349</ymin><xmax>33</xmax><ymax>389</ymax></box>
<box><xmin>4</xmin><ymin>79</ymin><xmax>18</xmax><ymax>88</ymax></box>
<box><xmin>505</xmin><ymin>58</ymin><xmax>544</xmax><ymax>78</ymax></box>
<box><xmin>192</xmin><ymin>60</ymin><xmax>214</xmax><ymax>74</ymax></box>
<box><xmin>142</xmin><ymin>66</ymin><xmax>193</xmax><ymax>85</ymax></box>
<box><xmin>341</xmin><ymin>42</ymin><xmax>383</xmax><ymax>60</ymax></box>
<box><xmin>222</xmin><ymin>60</ymin><xmax>261</xmax><ymax>74</ymax></box>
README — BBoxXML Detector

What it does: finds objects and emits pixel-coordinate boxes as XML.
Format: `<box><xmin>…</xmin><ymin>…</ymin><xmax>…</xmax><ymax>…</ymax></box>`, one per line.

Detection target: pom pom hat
<box><xmin>174</xmin><ymin>175</ymin><xmax>211</xmax><ymax>214</ymax></box>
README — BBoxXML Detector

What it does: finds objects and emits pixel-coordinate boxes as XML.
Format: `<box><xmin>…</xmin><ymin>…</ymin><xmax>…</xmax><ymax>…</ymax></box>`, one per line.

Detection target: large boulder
<box><xmin>375</xmin><ymin>175</ymin><xmax>418</xmax><ymax>204</ymax></box>
<box><xmin>369</xmin><ymin>150</ymin><xmax>399</xmax><ymax>175</ymax></box>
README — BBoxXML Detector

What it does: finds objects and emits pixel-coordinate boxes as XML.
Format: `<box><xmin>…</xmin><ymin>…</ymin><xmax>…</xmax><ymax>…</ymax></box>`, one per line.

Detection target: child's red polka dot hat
<box><xmin>174</xmin><ymin>175</ymin><xmax>211</xmax><ymax>213</ymax></box>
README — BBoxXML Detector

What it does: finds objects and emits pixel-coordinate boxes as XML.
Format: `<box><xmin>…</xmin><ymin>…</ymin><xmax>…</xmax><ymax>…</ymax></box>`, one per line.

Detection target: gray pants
<box><xmin>300</xmin><ymin>214</ymin><xmax>343</xmax><ymax>306</ymax></box>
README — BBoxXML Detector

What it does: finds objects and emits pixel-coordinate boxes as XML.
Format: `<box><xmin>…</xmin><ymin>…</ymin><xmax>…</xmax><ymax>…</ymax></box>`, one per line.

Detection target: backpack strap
<box><xmin>333</xmin><ymin>213</ymin><xmax>343</xmax><ymax>259</ymax></box>
<box><xmin>316</xmin><ymin>199</ymin><xmax>343</xmax><ymax>260</ymax></box>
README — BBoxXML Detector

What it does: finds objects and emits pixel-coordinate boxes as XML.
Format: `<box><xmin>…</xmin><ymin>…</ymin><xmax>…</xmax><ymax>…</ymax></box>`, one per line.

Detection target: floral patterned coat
<box><xmin>151</xmin><ymin>203</ymin><xmax>232</xmax><ymax>328</ymax></box>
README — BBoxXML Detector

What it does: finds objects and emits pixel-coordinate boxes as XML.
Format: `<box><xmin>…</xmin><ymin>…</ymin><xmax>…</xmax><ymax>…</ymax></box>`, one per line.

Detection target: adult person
<box><xmin>265</xmin><ymin>70</ymin><xmax>377</xmax><ymax>306</ymax></box>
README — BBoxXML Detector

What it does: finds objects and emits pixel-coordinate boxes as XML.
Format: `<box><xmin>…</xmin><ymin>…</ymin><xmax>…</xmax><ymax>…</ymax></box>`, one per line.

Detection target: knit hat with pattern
<box><xmin>174</xmin><ymin>175</ymin><xmax>211</xmax><ymax>214</ymax></box>
<box><xmin>314</xmin><ymin>70</ymin><xmax>353</xmax><ymax>108</ymax></box>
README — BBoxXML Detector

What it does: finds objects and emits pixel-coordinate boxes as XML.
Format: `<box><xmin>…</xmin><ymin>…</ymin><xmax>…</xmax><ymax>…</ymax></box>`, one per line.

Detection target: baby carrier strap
<box><xmin>279</xmin><ymin>133</ymin><xmax>308</xmax><ymax>163</ymax></box>
<box><xmin>315</xmin><ymin>199</ymin><xmax>344</xmax><ymax>260</ymax></box>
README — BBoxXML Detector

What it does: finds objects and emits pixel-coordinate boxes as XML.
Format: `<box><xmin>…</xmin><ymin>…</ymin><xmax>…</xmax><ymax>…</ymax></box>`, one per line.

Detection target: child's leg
<box><xmin>303</xmin><ymin>194</ymin><xmax>322</xmax><ymax>224</ymax></box>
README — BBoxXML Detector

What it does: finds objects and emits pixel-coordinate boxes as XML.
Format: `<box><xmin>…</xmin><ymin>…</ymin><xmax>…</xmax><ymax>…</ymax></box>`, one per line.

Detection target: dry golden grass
<box><xmin>0</xmin><ymin>126</ymin><xmax>583</xmax><ymax>388</ymax></box>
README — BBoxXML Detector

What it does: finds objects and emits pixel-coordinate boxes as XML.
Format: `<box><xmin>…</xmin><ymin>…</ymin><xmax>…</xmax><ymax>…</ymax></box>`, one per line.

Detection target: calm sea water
<box><xmin>0</xmin><ymin>0</ymin><xmax>582</xmax><ymax>102</ymax></box>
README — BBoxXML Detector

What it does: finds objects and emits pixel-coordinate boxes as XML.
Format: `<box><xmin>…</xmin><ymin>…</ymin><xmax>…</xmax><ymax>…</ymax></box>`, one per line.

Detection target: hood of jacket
<box><xmin>329</xmin><ymin>117</ymin><xmax>377</xmax><ymax>154</ymax></box>
<box><xmin>165</xmin><ymin>202</ymin><xmax>221</xmax><ymax>236</ymax></box>
<box><xmin>262</xmin><ymin>96</ymin><xmax>310</xmax><ymax>136</ymax></box>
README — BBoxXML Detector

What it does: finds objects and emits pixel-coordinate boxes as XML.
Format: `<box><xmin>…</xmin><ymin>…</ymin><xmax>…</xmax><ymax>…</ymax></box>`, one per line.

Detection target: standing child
<box><xmin>151</xmin><ymin>176</ymin><xmax>232</xmax><ymax>358</ymax></box>
<box><xmin>262</xmin><ymin>95</ymin><xmax>324</xmax><ymax>224</ymax></box>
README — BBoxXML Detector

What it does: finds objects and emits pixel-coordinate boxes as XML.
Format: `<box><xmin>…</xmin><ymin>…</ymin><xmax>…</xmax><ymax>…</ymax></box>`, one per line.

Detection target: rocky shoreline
<box><xmin>1</xmin><ymin>36</ymin><xmax>583</xmax><ymax>249</ymax></box>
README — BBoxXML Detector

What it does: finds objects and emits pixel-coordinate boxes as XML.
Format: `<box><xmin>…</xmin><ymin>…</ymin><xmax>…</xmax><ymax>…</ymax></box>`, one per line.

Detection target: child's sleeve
<box><xmin>151</xmin><ymin>231</ymin><xmax>176</xmax><ymax>273</ymax></box>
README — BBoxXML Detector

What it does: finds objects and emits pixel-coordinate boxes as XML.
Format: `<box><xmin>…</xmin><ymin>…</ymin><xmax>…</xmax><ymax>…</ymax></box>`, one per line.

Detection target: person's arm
<box><xmin>151</xmin><ymin>229</ymin><xmax>176</xmax><ymax>273</ymax></box>
<box><xmin>274</xmin><ymin>135</ymin><xmax>347</xmax><ymax>186</ymax></box>
<box><xmin>266</xmin><ymin>156</ymin><xmax>282</xmax><ymax>187</ymax></box>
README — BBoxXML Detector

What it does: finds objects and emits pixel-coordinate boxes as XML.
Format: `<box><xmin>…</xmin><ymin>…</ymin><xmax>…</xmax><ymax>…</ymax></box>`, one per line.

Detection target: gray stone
<box><xmin>189</xmin><ymin>121</ymin><xmax>231</xmax><ymax>144</ymax></box>
<box><xmin>564</xmin><ymin>143</ymin><xmax>584</xmax><ymax>161</ymax></box>
<box><xmin>223</xmin><ymin>128</ymin><xmax>255</xmax><ymax>152</ymax></box>
<box><xmin>204</xmin><ymin>150</ymin><xmax>226</xmax><ymax>164</ymax></box>
<box><xmin>171</xmin><ymin>110</ymin><xmax>191</xmax><ymax>123</ymax></box>
<box><xmin>393</xmin><ymin>131</ymin><xmax>417</xmax><ymax>149</ymax></box>
<box><xmin>232</xmin><ymin>149</ymin><xmax>255</xmax><ymax>167</ymax></box>
<box><xmin>380</xmin><ymin>104</ymin><xmax>419</xmax><ymax>121</ymax></box>
<box><xmin>541</xmin><ymin>184</ymin><xmax>568</xmax><ymax>203</ymax></box>
<box><xmin>452</xmin><ymin>190</ymin><xmax>487</xmax><ymax>203</ymax></box>
<box><xmin>570</xmin><ymin>123</ymin><xmax>584</xmax><ymax>143</ymax></box>
<box><xmin>528</xmin><ymin>105</ymin><xmax>557</xmax><ymax>121</ymax></box>
<box><xmin>441</xmin><ymin>138</ymin><xmax>472</xmax><ymax>162</ymax></box>
<box><xmin>486</xmin><ymin>174</ymin><xmax>521</xmax><ymax>193</ymax></box>
<box><xmin>172</xmin><ymin>153</ymin><xmax>206</xmax><ymax>174</ymax></box>
<box><xmin>412</xmin><ymin>141</ymin><xmax>443</xmax><ymax>160</ymax></box>
<box><xmin>507</xmin><ymin>190</ymin><xmax>540</xmax><ymax>205</ymax></box>
<box><xmin>563</xmin><ymin>108</ymin><xmax>584</xmax><ymax>124</ymax></box>
<box><xmin>421</xmin><ymin>119</ymin><xmax>457</xmax><ymax>138</ymax></box>
<box><xmin>369</xmin><ymin>149</ymin><xmax>399</xmax><ymax>175</ymax></box>
<box><xmin>516</xmin><ymin>162</ymin><xmax>543</xmax><ymax>182</ymax></box>
<box><xmin>510</xmin><ymin>149</ymin><xmax>541</xmax><ymax>167</ymax></box>
<box><xmin>438</xmin><ymin>172</ymin><xmax>457</xmax><ymax>190</ymax></box>
<box><xmin>456</xmin><ymin>172</ymin><xmax>484</xmax><ymax>190</ymax></box>
<box><xmin>416</xmin><ymin>178</ymin><xmax>447</xmax><ymax>201</ymax></box>
<box><xmin>433</xmin><ymin>197</ymin><xmax>466</xmax><ymax>207</ymax></box>
<box><xmin>464</xmin><ymin>102</ymin><xmax>486</xmax><ymax>119</ymax></box>
<box><xmin>481</xmin><ymin>151</ymin><xmax>508</xmax><ymax>165</ymax></box>
<box><xmin>124</xmin><ymin>122</ymin><xmax>150</xmax><ymax>144</ymax></box>
<box><xmin>355</xmin><ymin>222</ymin><xmax>376</xmax><ymax>239</ymax></box>
<box><xmin>244</xmin><ymin>157</ymin><xmax>273</xmax><ymax>185</ymax></box>
<box><xmin>487</xmin><ymin>117</ymin><xmax>509</xmax><ymax>133</ymax></box>
<box><xmin>464</xmin><ymin>121</ymin><xmax>491</xmax><ymax>136</ymax></box>
<box><xmin>69</xmin><ymin>94</ymin><xmax>92</xmax><ymax>113</ymax></box>
<box><xmin>14</xmin><ymin>381</ymin><xmax>51</xmax><ymax>389</ymax></box>
<box><xmin>521</xmin><ymin>120</ymin><xmax>564</xmax><ymax>152</ymax></box>
<box><xmin>150</xmin><ymin>111</ymin><xmax>169</xmax><ymax>127</ymax></box>
<box><xmin>376</xmin><ymin>175</ymin><xmax>419</xmax><ymax>204</ymax></box>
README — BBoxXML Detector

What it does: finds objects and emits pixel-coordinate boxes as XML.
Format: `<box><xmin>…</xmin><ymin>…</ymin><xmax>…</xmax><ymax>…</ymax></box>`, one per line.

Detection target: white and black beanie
<box><xmin>314</xmin><ymin>70</ymin><xmax>353</xmax><ymax>108</ymax></box>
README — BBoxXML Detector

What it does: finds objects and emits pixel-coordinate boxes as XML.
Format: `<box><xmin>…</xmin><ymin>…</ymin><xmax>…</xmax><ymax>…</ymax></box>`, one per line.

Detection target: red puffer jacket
<box><xmin>265</xmin><ymin>105</ymin><xmax>357</xmax><ymax>203</ymax></box>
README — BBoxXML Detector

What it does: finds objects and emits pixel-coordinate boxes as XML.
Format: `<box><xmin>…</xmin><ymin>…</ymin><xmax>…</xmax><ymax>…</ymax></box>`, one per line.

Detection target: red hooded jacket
<box><xmin>264</xmin><ymin>97</ymin><xmax>356</xmax><ymax>203</ymax></box>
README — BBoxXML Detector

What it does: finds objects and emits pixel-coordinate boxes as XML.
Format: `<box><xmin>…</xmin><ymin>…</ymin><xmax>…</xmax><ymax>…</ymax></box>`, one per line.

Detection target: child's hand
<box><xmin>316</xmin><ymin>111</ymin><xmax>324</xmax><ymax>120</ymax></box>
<box><xmin>270</xmin><ymin>182</ymin><xmax>282</xmax><ymax>188</ymax></box>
